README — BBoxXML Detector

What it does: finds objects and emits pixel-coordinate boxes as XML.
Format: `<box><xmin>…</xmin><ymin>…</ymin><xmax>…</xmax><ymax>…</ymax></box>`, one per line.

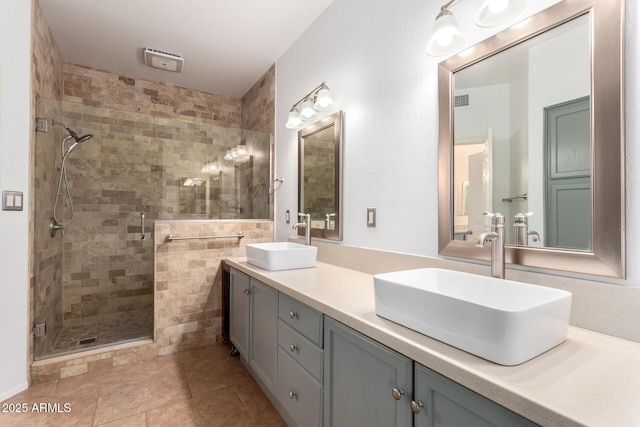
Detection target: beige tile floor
<box><xmin>1</xmin><ymin>343</ymin><xmax>286</xmax><ymax>427</ymax></box>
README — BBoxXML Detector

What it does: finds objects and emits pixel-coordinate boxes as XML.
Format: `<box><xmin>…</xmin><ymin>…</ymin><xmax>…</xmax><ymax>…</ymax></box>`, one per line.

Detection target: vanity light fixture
<box><xmin>476</xmin><ymin>0</ymin><xmax>526</xmax><ymax>27</ymax></box>
<box><xmin>285</xmin><ymin>82</ymin><xmax>334</xmax><ymax>129</ymax></box>
<box><xmin>183</xmin><ymin>177</ymin><xmax>205</xmax><ymax>187</ymax></box>
<box><xmin>224</xmin><ymin>144</ymin><xmax>250</xmax><ymax>163</ymax></box>
<box><xmin>200</xmin><ymin>160</ymin><xmax>219</xmax><ymax>174</ymax></box>
<box><xmin>426</xmin><ymin>0</ymin><xmax>526</xmax><ymax>56</ymax></box>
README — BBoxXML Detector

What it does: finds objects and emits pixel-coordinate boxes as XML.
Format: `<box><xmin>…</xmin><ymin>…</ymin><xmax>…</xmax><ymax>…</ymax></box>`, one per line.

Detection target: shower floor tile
<box><xmin>50</xmin><ymin>308</ymin><xmax>153</xmax><ymax>356</ymax></box>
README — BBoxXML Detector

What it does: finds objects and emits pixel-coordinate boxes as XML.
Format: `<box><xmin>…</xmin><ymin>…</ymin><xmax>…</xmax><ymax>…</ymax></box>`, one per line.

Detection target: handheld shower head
<box><xmin>52</xmin><ymin>119</ymin><xmax>94</xmax><ymax>143</ymax></box>
<box><xmin>76</xmin><ymin>134</ymin><xmax>94</xmax><ymax>143</ymax></box>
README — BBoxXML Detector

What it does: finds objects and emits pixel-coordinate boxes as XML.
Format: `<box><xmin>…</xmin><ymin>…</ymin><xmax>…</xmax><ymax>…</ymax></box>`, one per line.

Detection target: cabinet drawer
<box><xmin>278</xmin><ymin>319</ymin><xmax>323</xmax><ymax>382</ymax></box>
<box><xmin>278</xmin><ymin>293</ymin><xmax>323</xmax><ymax>347</ymax></box>
<box><xmin>277</xmin><ymin>347</ymin><xmax>322</xmax><ymax>427</ymax></box>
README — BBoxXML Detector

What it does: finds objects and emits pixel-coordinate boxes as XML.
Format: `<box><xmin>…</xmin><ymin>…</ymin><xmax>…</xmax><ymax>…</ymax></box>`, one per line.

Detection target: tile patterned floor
<box><xmin>1</xmin><ymin>343</ymin><xmax>286</xmax><ymax>427</ymax></box>
<box><xmin>49</xmin><ymin>308</ymin><xmax>154</xmax><ymax>356</ymax></box>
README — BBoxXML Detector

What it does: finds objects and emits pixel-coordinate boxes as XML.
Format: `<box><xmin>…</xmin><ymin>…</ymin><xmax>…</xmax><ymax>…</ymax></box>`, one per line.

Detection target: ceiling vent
<box><xmin>143</xmin><ymin>48</ymin><xmax>184</xmax><ymax>73</ymax></box>
<box><xmin>454</xmin><ymin>94</ymin><xmax>470</xmax><ymax>108</ymax></box>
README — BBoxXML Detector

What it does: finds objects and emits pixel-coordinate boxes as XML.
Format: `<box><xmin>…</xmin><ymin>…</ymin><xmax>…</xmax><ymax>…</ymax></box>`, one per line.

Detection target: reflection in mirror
<box><xmin>298</xmin><ymin>111</ymin><xmax>343</xmax><ymax>241</ymax></box>
<box><xmin>453</xmin><ymin>13</ymin><xmax>590</xmax><ymax>249</ymax></box>
<box><xmin>438</xmin><ymin>0</ymin><xmax>625</xmax><ymax>278</ymax></box>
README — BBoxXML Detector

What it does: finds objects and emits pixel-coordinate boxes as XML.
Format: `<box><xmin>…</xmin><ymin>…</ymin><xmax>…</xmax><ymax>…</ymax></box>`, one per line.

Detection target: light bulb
<box><xmin>437</xmin><ymin>30</ymin><xmax>454</xmax><ymax>47</ymax></box>
<box><xmin>489</xmin><ymin>0</ymin><xmax>508</xmax><ymax>14</ymax></box>
<box><xmin>299</xmin><ymin>100</ymin><xmax>317</xmax><ymax>119</ymax></box>
<box><xmin>314</xmin><ymin>88</ymin><xmax>334</xmax><ymax>111</ymax></box>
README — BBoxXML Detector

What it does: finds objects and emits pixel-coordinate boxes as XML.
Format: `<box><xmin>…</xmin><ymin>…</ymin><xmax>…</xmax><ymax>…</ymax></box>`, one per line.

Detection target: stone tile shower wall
<box><xmin>242</xmin><ymin>65</ymin><xmax>276</xmax><ymax>218</ymax></box>
<box><xmin>53</xmin><ymin>101</ymin><xmax>271</xmax><ymax>335</ymax></box>
<box><xmin>31</xmin><ymin>0</ymin><xmax>65</xmax><ymax>357</ymax></box>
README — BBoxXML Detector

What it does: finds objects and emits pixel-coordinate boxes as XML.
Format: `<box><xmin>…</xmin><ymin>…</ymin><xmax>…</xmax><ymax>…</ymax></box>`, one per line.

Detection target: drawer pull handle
<box><xmin>289</xmin><ymin>391</ymin><xmax>297</xmax><ymax>400</ymax></box>
<box><xmin>243</xmin><ymin>289</ymin><xmax>251</xmax><ymax>295</ymax></box>
<box><xmin>391</xmin><ymin>387</ymin><xmax>405</xmax><ymax>401</ymax></box>
<box><xmin>410</xmin><ymin>400</ymin><xmax>424</xmax><ymax>414</ymax></box>
<box><xmin>289</xmin><ymin>344</ymin><xmax>298</xmax><ymax>352</ymax></box>
<box><xmin>289</xmin><ymin>311</ymin><xmax>298</xmax><ymax>319</ymax></box>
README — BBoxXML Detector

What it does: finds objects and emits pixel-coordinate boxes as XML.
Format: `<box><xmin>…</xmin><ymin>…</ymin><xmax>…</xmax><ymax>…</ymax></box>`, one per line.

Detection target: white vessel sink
<box><xmin>374</xmin><ymin>268</ymin><xmax>572</xmax><ymax>365</ymax></box>
<box><xmin>246</xmin><ymin>242</ymin><xmax>317</xmax><ymax>271</ymax></box>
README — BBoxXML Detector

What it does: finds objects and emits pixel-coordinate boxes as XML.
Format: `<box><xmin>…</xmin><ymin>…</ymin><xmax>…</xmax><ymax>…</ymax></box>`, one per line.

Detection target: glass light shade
<box><xmin>299</xmin><ymin>100</ymin><xmax>317</xmax><ymax>119</ymax></box>
<box><xmin>285</xmin><ymin>110</ymin><xmax>305</xmax><ymax>129</ymax></box>
<box><xmin>201</xmin><ymin>160</ymin><xmax>218</xmax><ymax>174</ymax></box>
<box><xmin>235</xmin><ymin>145</ymin><xmax>247</xmax><ymax>156</ymax></box>
<box><xmin>476</xmin><ymin>0</ymin><xmax>526</xmax><ymax>27</ymax></box>
<box><xmin>313</xmin><ymin>88</ymin><xmax>334</xmax><ymax>111</ymax></box>
<box><xmin>224</xmin><ymin>149</ymin><xmax>233</xmax><ymax>161</ymax></box>
<box><xmin>235</xmin><ymin>145</ymin><xmax>250</xmax><ymax>162</ymax></box>
<box><xmin>426</xmin><ymin>11</ymin><xmax>465</xmax><ymax>57</ymax></box>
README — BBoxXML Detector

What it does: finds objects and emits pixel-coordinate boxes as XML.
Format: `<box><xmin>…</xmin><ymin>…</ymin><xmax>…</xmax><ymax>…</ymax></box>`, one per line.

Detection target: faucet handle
<box><xmin>515</xmin><ymin>211</ymin><xmax>534</xmax><ymax>218</ymax></box>
<box><xmin>483</xmin><ymin>211</ymin><xmax>504</xmax><ymax>225</ymax></box>
<box><xmin>514</xmin><ymin>212</ymin><xmax>534</xmax><ymax>224</ymax></box>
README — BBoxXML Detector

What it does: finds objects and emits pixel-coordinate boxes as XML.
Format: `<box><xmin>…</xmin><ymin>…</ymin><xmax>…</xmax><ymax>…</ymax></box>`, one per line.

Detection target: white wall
<box><xmin>0</xmin><ymin>0</ymin><xmax>32</xmax><ymax>400</ymax></box>
<box><xmin>275</xmin><ymin>0</ymin><xmax>640</xmax><ymax>286</ymax></box>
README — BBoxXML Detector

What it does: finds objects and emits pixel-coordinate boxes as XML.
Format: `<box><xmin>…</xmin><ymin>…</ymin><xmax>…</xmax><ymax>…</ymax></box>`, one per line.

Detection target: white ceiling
<box><xmin>38</xmin><ymin>0</ymin><xmax>334</xmax><ymax>98</ymax></box>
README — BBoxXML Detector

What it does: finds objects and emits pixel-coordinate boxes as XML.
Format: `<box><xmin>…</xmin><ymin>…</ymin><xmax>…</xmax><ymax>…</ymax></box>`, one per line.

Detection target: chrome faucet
<box><xmin>475</xmin><ymin>212</ymin><xmax>506</xmax><ymax>279</ymax></box>
<box><xmin>325</xmin><ymin>212</ymin><xmax>335</xmax><ymax>230</ymax></box>
<box><xmin>293</xmin><ymin>212</ymin><xmax>311</xmax><ymax>245</ymax></box>
<box><xmin>513</xmin><ymin>212</ymin><xmax>540</xmax><ymax>246</ymax></box>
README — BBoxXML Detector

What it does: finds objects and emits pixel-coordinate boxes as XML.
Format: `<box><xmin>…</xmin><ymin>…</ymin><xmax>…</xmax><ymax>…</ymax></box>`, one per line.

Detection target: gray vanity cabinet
<box><xmin>231</xmin><ymin>268</ymin><xmax>537</xmax><ymax>427</ymax></box>
<box><xmin>413</xmin><ymin>364</ymin><xmax>537</xmax><ymax>427</ymax></box>
<box><xmin>323</xmin><ymin>316</ymin><xmax>413</xmax><ymax>427</ymax></box>
<box><xmin>229</xmin><ymin>269</ymin><xmax>277</xmax><ymax>392</ymax></box>
<box><xmin>276</xmin><ymin>293</ymin><xmax>324</xmax><ymax>427</ymax></box>
<box><xmin>229</xmin><ymin>268</ymin><xmax>251</xmax><ymax>361</ymax></box>
<box><xmin>249</xmin><ymin>279</ymin><xmax>278</xmax><ymax>392</ymax></box>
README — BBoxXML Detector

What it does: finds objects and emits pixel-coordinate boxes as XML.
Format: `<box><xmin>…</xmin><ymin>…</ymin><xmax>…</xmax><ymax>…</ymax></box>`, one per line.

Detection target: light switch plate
<box><xmin>2</xmin><ymin>190</ymin><xmax>24</xmax><ymax>211</ymax></box>
<box><xmin>367</xmin><ymin>207</ymin><xmax>376</xmax><ymax>227</ymax></box>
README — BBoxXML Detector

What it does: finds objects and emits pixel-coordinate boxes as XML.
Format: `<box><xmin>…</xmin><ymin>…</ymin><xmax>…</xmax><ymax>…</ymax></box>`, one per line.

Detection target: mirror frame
<box><xmin>438</xmin><ymin>0</ymin><xmax>625</xmax><ymax>278</ymax></box>
<box><xmin>298</xmin><ymin>110</ymin><xmax>343</xmax><ymax>241</ymax></box>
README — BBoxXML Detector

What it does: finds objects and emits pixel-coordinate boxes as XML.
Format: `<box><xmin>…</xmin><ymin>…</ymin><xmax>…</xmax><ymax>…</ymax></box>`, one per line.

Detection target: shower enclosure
<box><xmin>33</xmin><ymin>97</ymin><xmax>272</xmax><ymax>359</ymax></box>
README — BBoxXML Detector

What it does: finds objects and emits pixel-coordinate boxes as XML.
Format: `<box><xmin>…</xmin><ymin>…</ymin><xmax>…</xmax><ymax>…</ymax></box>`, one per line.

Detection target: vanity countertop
<box><xmin>226</xmin><ymin>258</ymin><xmax>640</xmax><ymax>427</ymax></box>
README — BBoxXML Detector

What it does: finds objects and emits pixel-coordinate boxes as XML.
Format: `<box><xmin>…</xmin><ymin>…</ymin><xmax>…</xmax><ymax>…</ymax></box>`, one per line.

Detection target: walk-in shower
<box><xmin>50</xmin><ymin>119</ymin><xmax>94</xmax><ymax>238</ymax></box>
<box><xmin>34</xmin><ymin>98</ymin><xmax>272</xmax><ymax>359</ymax></box>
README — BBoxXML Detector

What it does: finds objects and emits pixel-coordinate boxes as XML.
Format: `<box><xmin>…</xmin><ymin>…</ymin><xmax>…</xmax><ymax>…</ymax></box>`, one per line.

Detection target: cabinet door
<box><xmin>413</xmin><ymin>364</ymin><xmax>537</xmax><ymax>427</ymax></box>
<box><xmin>249</xmin><ymin>279</ymin><xmax>278</xmax><ymax>392</ymax></box>
<box><xmin>229</xmin><ymin>269</ymin><xmax>251</xmax><ymax>361</ymax></box>
<box><xmin>324</xmin><ymin>317</ymin><xmax>413</xmax><ymax>427</ymax></box>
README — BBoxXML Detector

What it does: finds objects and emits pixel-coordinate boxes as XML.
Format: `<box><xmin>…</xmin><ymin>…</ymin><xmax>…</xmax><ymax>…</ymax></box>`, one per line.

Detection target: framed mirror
<box><xmin>438</xmin><ymin>0</ymin><xmax>625</xmax><ymax>278</ymax></box>
<box><xmin>298</xmin><ymin>111</ymin><xmax>343</xmax><ymax>241</ymax></box>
